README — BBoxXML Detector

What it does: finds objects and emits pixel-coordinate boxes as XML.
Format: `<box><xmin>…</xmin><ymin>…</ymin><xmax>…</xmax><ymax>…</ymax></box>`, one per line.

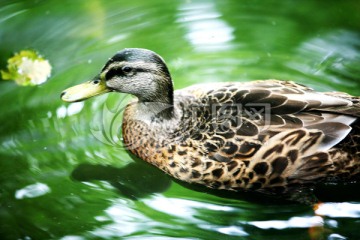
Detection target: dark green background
<box><xmin>1</xmin><ymin>0</ymin><xmax>359</xmax><ymax>239</ymax></box>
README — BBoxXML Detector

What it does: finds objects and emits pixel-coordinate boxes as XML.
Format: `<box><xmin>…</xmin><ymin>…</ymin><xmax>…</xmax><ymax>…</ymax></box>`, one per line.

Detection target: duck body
<box><xmin>122</xmin><ymin>80</ymin><xmax>360</xmax><ymax>197</ymax></box>
<box><xmin>61</xmin><ymin>48</ymin><xmax>360</xmax><ymax>201</ymax></box>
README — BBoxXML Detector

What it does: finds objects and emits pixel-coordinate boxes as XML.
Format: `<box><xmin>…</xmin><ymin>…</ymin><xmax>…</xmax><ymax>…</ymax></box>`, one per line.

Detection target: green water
<box><xmin>1</xmin><ymin>0</ymin><xmax>360</xmax><ymax>239</ymax></box>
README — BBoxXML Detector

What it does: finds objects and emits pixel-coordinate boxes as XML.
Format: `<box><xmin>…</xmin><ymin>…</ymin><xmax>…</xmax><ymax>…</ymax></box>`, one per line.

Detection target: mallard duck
<box><xmin>61</xmin><ymin>48</ymin><xmax>360</xmax><ymax>201</ymax></box>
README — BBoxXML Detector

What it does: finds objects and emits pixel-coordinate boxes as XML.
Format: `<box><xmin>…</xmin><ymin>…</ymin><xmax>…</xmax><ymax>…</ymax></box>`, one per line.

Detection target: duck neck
<box><xmin>138</xmin><ymin>79</ymin><xmax>174</xmax><ymax>120</ymax></box>
<box><xmin>137</xmin><ymin>101</ymin><xmax>174</xmax><ymax>121</ymax></box>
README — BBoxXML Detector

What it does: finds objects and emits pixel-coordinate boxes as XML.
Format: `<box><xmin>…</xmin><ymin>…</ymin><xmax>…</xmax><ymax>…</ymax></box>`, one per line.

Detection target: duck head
<box><xmin>61</xmin><ymin>48</ymin><xmax>174</xmax><ymax>105</ymax></box>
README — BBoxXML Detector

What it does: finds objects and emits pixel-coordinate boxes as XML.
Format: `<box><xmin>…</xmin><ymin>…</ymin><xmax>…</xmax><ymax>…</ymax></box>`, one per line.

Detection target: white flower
<box><xmin>1</xmin><ymin>50</ymin><xmax>52</xmax><ymax>86</ymax></box>
<box><xmin>17</xmin><ymin>57</ymin><xmax>52</xmax><ymax>85</ymax></box>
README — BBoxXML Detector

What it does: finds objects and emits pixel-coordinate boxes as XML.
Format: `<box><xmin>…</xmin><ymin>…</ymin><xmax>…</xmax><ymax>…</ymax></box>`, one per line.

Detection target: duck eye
<box><xmin>122</xmin><ymin>66</ymin><xmax>132</xmax><ymax>73</ymax></box>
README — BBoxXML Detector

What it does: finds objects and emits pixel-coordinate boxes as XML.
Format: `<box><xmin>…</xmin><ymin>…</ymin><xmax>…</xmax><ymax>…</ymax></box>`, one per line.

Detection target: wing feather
<box><xmin>181</xmin><ymin>80</ymin><xmax>355</xmax><ymax>116</ymax></box>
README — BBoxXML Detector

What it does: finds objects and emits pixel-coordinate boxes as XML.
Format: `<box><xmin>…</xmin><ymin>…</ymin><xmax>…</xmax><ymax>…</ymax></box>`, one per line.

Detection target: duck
<box><xmin>61</xmin><ymin>48</ymin><xmax>360</xmax><ymax>202</ymax></box>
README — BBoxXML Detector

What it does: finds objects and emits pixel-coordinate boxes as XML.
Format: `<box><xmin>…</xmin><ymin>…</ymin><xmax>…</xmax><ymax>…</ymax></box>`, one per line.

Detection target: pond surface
<box><xmin>1</xmin><ymin>0</ymin><xmax>360</xmax><ymax>239</ymax></box>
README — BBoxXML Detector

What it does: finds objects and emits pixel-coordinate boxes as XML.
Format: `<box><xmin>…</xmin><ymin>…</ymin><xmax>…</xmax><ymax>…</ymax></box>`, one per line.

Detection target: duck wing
<box><xmin>179</xmin><ymin>80</ymin><xmax>359</xmax><ymax>195</ymax></box>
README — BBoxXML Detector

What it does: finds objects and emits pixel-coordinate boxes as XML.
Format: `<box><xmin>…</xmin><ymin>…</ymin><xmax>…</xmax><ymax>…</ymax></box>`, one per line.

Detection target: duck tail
<box><xmin>310</xmin><ymin>92</ymin><xmax>360</xmax><ymax>178</ymax></box>
<box><xmin>330</xmin><ymin>119</ymin><xmax>360</xmax><ymax>179</ymax></box>
<box><xmin>322</xmin><ymin>93</ymin><xmax>360</xmax><ymax>118</ymax></box>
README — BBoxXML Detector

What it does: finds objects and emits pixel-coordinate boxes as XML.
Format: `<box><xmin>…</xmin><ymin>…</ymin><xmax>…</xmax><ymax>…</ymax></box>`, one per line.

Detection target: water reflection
<box><xmin>71</xmin><ymin>161</ymin><xmax>171</xmax><ymax>199</ymax></box>
<box><xmin>144</xmin><ymin>195</ymin><xmax>248</xmax><ymax>237</ymax></box>
<box><xmin>91</xmin><ymin>199</ymin><xmax>150</xmax><ymax>239</ymax></box>
<box><xmin>316</xmin><ymin>203</ymin><xmax>360</xmax><ymax>218</ymax></box>
<box><xmin>56</xmin><ymin>102</ymin><xmax>84</xmax><ymax>118</ymax></box>
<box><xmin>15</xmin><ymin>182</ymin><xmax>51</xmax><ymax>199</ymax></box>
<box><xmin>287</xmin><ymin>30</ymin><xmax>360</xmax><ymax>89</ymax></box>
<box><xmin>1</xmin><ymin>0</ymin><xmax>360</xmax><ymax>239</ymax></box>
<box><xmin>177</xmin><ymin>1</ymin><xmax>235</xmax><ymax>51</ymax></box>
<box><xmin>248</xmin><ymin>216</ymin><xmax>323</xmax><ymax>230</ymax></box>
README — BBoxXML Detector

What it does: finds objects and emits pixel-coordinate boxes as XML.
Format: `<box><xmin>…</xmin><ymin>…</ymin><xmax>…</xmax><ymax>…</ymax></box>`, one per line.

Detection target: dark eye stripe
<box><xmin>105</xmin><ymin>68</ymin><xmax>120</xmax><ymax>80</ymax></box>
<box><xmin>104</xmin><ymin>66</ymin><xmax>150</xmax><ymax>80</ymax></box>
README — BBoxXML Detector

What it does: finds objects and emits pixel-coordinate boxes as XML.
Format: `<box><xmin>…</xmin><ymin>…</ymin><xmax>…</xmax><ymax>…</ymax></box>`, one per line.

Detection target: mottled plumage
<box><xmin>61</xmin><ymin>48</ymin><xmax>360</xmax><ymax>202</ymax></box>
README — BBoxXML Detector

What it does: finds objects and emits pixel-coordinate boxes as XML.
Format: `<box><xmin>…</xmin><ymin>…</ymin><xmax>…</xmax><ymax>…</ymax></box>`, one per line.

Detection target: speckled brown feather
<box><xmin>122</xmin><ymin>80</ymin><xmax>360</xmax><ymax>199</ymax></box>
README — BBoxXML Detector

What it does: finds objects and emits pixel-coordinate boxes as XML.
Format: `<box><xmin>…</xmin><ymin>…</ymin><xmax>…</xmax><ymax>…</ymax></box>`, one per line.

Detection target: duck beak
<box><xmin>61</xmin><ymin>77</ymin><xmax>110</xmax><ymax>102</ymax></box>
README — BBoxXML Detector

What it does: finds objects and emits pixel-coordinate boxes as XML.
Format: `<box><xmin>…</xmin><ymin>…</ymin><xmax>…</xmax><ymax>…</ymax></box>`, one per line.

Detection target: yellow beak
<box><xmin>61</xmin><ymin>78</ymin><xmax>110</xmax><ymax>102</ymax></box>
